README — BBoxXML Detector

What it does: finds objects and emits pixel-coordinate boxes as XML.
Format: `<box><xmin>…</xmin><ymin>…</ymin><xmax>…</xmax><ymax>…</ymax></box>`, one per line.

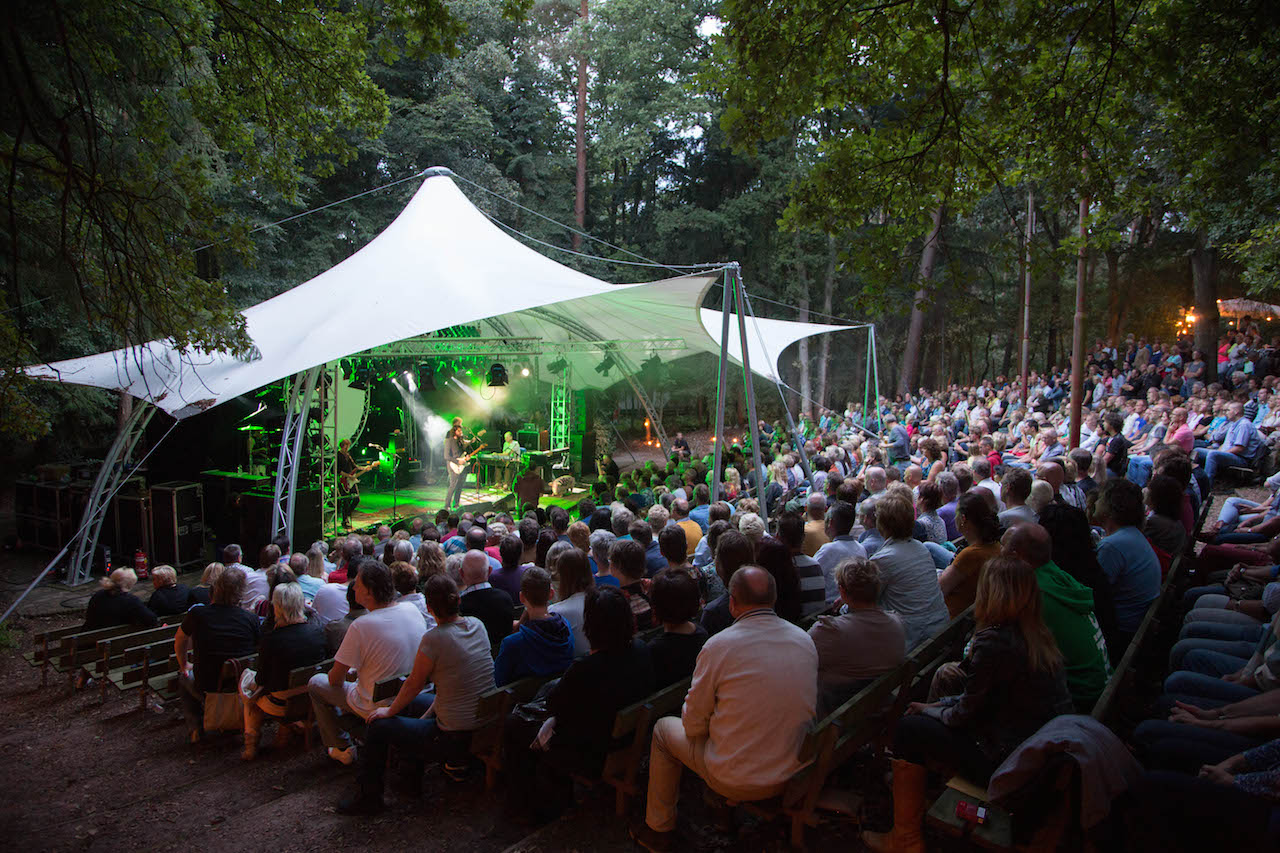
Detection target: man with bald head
<box><xmin>1194</xmin><ymin>400</ymin><xmax>1264</xmax><ymax>484</ymax></box>
<box><xmin>1001</xmin><ymin>523</ymin><xmax>1110</xmax><ymax>710</ymax></box>
<box><xmin>458</xmin><ymin>550</ymin><xmax>513</xmax><ymax>648</ymax></box>
<box><xmin>632</xmin><ymin>567</ymin><xmax>818</xmax><ymax>851</ymax></box>
<box><xmin>1035</xmin><ymin>463</ymin><xmax>1066</xmax><ymax>506</ymax></box>
<box><xmin>803</xmin><ymin>492</ymin><xmax>831</xmax><ymax>556</ymax></box>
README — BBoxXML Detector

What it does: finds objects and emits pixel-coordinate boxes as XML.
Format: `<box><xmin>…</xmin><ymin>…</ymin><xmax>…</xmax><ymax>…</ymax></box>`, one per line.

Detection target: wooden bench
<box><xmin>470</xmin><ymin>672</ymin><xmax>563</xmax><ymax>789</ymax></box>
<box><xmin>91</xmin><ymin>623</ymin><xmax>180</xmax><ymax>701</ymax></box>
<box><xmin>284</xmin><ymin>657</ymin><xmax>335</xmax><ymax>750</ymax></box>
<box><xmin>907</xmin><ymin>606</ymin><xmax>977</xmax><ymax>701</ymax></box>
<box><xmin>48</xmin><ymin>624</ymin><xmax>153</xmax><ymax>688</ymax></box>
<box><xmin>24</xmin><ymin>624</ymin><xmax>89</xmax><ymax>686</ymax></box>
<box><xmin>109</xmin><ymin>635</ymin><xmax>181</xmax><ymax>710</ymax></box>
<box><xmin>601</xmin><ymin>677</ymin><xmax>692</xmax><ymax>815</ymax></box>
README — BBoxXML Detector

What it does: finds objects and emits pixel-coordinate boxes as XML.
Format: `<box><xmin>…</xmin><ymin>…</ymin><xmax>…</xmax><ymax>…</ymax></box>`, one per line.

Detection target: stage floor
<box><xmin>338</xmin><ymin>478</ymin><xmax>587</xmax><ymax>535</ymax></box>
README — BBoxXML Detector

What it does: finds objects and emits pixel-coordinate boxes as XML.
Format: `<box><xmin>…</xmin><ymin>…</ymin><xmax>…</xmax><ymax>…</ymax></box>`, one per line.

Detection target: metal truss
<box><xmin>359</xmin><ymin>337</ymin><xmax>687</xmax><ymax>359</ymax></box>
<box><xmin>271</xmin><ymin>366</ymin><xmax>321</xmax><ymax>544</ymax></box>
<box><xmin>68</xmin><ymin>402</ymin><xmax>156</xmax><ymax>585</ymax></box>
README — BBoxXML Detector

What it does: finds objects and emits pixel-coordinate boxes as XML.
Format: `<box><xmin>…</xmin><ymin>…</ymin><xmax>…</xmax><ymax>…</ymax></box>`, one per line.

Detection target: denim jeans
<box><xmin>1200</xmin><ymin>448</ymin><xmax>1249</xmax><ymax>483</ymax></box>
<box><xmin>1167</xmin><ymin>637</ymin><xmax>1259</xmax><ymax>671</ymax></box>
<box><xmin>1131</xmin><ymin>720</ymin><xmax>1265</xmax><ymax>774</ymax></box>
<box><xmin>1181</xmin><ymin>583</ymin><xmax>1226</xmax><ymax>608</ymax></box>
<box><xmin>357</xmin><ymin>691</ymin><xmax>473</xmax><ymax>795</ymax></box>
<box><xmin>1127</xmin><ymin>455</ymin><xmax>1154</xmax><ymax>487</ymax></box>
<box><xmin>308</xmin><ymin>673</ymin><xmax>359</xmax><ymax>750</ymax></box>
<box><xmin>1162</xmin><ymin>670</ymin><xmax>1258</xmax><ymax>708</ymax></box>
<box><xmin>1178</xmin><ymin>621</ymin><xmax>1266</xmax><ymax>643</ymax></box>
<box><xmin>1180</xmin><ymin>647</ymin><xmax>1253</xmax><ymax>677</ymax></box>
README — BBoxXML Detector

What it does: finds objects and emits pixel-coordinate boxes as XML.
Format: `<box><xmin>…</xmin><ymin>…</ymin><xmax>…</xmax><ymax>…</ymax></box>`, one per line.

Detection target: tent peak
<box><xmin>423</xmin><ymin>166</ymin><xmax>455</xmax><ymax>179</ymax></box>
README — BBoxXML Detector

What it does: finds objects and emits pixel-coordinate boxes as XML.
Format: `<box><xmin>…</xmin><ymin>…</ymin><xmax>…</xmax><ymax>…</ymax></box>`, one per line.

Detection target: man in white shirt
<box><xmin>231</xmin><ymin>543</ymin><xmax>271</xmax><ymax>610</ymax></box>
<box><xmin>308</xmin><ymin>560</ymin><xmax>426</xmax><ymax>764</ymax></box>
<box><xmin>970</xmin><ymin>457</ymin><xmax>1005</xmax><ymax>511</ymax></box>
<box><xmin>632</xmin><ymin>567</ymin><xmax>817</xmax><ymax>852</ymax></box>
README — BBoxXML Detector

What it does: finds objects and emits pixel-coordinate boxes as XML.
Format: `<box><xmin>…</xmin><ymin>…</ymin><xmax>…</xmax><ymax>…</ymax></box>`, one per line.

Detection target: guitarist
<box><xmin>444</xmin><ymin>422</ymin><xmax>480</xmax><ymax>509</ymax></box>
<box><xmin>336</xmin><ymin>438</ymin><xmax>376</xmax><ymax>528</ymax></box>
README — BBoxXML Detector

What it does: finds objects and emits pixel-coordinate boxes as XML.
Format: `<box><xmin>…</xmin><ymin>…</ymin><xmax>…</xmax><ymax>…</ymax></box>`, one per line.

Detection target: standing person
<box><xmin>500</xmin><ymin>431</ymin><xmax>522</xmax><ymax>490</ymax></box>
<box><xmin>336</xmin><ymin>439</ymin><xmax>374</xmax><ymax>528</ymax></box>
<box><xmin>862</xmin><ymin>556</ymin><xmax>1073</xmax><ymax>853</ymax></box>
<box><xmin>444</xmin><ymin>422</ymin><xmax>478</xmax><ymax>510</ymax></box>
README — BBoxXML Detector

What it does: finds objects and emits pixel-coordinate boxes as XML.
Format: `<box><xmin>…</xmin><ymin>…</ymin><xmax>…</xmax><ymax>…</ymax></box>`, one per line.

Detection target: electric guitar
<box><xmin>447</xmin><ymin>444</ymin><xmax>486</xmax><ymax>476</ymax></box>
<box><xmin>339</xmin><ymin>461</ymin><xmax>378</xmax><ymax>492</ymax></box>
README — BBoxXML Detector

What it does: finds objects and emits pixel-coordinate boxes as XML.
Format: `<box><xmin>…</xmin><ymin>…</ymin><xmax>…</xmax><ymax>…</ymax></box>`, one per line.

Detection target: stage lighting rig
<box><xmin>595</xmin><ymin>352</ymin><xmax>617</xmax><ymax>376</ymax></box>
<box><xmin>487</xmin><ymin>362</ymin><xmax>509</xmax><ymax>387</ymax></box>
<box><xmin>417</xmin><ymin>362</ymin><xmax>436</xmax><ymax>391</ymax></box>
<box><xmin>546</xmin><ymin>356</ymin><xmax>568</xmax><ymax>375</ymax></box>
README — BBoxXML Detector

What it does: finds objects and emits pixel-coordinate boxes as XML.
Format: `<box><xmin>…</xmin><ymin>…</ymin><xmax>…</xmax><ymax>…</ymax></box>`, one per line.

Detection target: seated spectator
<box><xmin>1133</xmin><ymin>690</ymin><xmax>1280</xmax><ymax>776</ymax></box>
<box><xmin>632</xmin><ymin>568</ymin><xmax>817</xmax><ymax>852</ymax></box>
<box><xmin>935</xmin><ymin>471</ymin><xmax>961</xmax><ymax>539</ymax></box>
<box><xmin>610</xmin><ymin>538</ymin><xmax>655</xmax><ymax>631</ymax></box>
<box><xmin>939</xmin><ymin>492</ymin><xmax>1002</xmax><ymax>617</ymax></box>
<box><xmin>390</xmin><ymin>561</ymin><xmax>434</xmax><ymax>629</ymax></box>
<box><xmin>871</xmin><ymin>494</ymin><xmax>950</xmax><ymax>649</ymax></box>
<box><xmin>588</xmin><ymin>528</ymin><xmax>619</xmax><ymax>587</ymax></box>
<box><xmin>691</xmin><ymin>503</ymin><xmax>733</xmax><ymax>570</ymax></box>
<box><xmin>814</xmin><ymin>501</ymin><xmax>869</xmax><ymax>603</ymax></box>
<box><xmin>803</xmin><ymin>492</ymin><xmax>831</xmax><ymax>555</ymax></box>
<box><xmin>175</xmin><ymin>567</ymin><xmax>260</xmax><ymax>742</ymax></box>
<box><xmin>1194</xmin><ymin>401</ymin><xmax>1264</xmax><ymax>484</ymax></box>
<box><xmin>1037</xmin><ymin>502</ymin><xmax>1121</xmax><ymax>660</ymax></box>
<box><xmin>777</xmin><ymin>512</ymin><xmax>828</xmax><ymax>618</ymax></box>
<box><xmin>240</xmin><ymin>582</ymin><xmax>326</xmax><ymax>760</ymax></box>
<box><xmin>808</xmin><ymin>558</ymin><xmax>906</xmax><ymax>714</ymax></box>
<box><xmin>241</xmin><ymin>544</ymin><xmax>279</xmax><ymax>611</ymax></box>
<box><xmin>1094</xmin><ymin>478</ymin><xmax>1162</xmax><ymax>655</ymax></box>
<box><xmin>548</xmin><ymin>547</ymin><xmax>595</xmax><ymax>657</ymax></box>
<box><xmin>146</xmin><ymin>565</ymin><xmax>190</xmax><ymax>618</ymax></box>
<box><xmin>915</xmin><ymin>482</ymin><xmax>948</xmax><ymax>544</ymax></box>
<box><xmin>308</xmin><ymin>561</ymin><xmax>427</xmax><ymax>765</ymax></box>
<box><xmin>494</xmin><ymin>567</ymin><xmax>574</xmax><ymax>685</ymax></box>
<box><xmin>296</xmin><ymin>548</ymin><xmax>327</xmax><ymax>601</ymax></box>
<box><xmin>1120</xmin><ymin>736</ymin><xmax>1280</xmax><ymax>853</ymax></box>
<box><xmin>1002</xmin><ymin>523</ymin><xmax>1112</xmax><ymax>711</ymax></box>
<box><xmin>1200</xmin><ymin>470</ymin><xmax>1280</xmax><ymax>544</ymax></box>
<box><xmin>657</xmin><ymin>525</ymin><xmax>688</xmax><ymax>574</ymax></box>
<box><xmin>1144</xmin><ymin>473</ymin><xmax>1189</xmax><ymax>558</ymax></box>
<box><xmin>186</xmin><ymin>561</ymin><xmax>223</xmax><ymax>608</ymax></box>
<box><xmin>458</xmin><ymin>550</ymin><xmax>515</xmax><ymax>649</ymax></box>
<box><xmin>864</xmin><ymin>555</ymin><xmax>1072</xmax><ymax>852</ymax></box>
<box><xmin>84</xmin><ymin>568</ymin><xmax>158</xmax><ymax>631</ymax></box>
<box><xmin>505</xmin><ymin>587</ymin><xmax>655</xmax><ymax>823</ymax></box>
<box><xmin>567</xmin><ymin>520</ymin><xmax>592</xmax><ymax>556</ymax></box>
<box><xmin>326</xmin><ymin>538</ymin><xmax>361</xmax><ymax>586</ymax></box>
<box><xmin>489</xmin><ymin>534</ymin><xmax>526</xmax><ymax>600</ymax></box>
<box><xmin>997</xmin><ymin>466</ymin><xmax>1036</xmax><ymax>527</ymax></box>
<box><xmin>753</xmin><ymin>539</ymin><xmax>804</xmax><ymax>624</ymax></box>
<box><xmin>1026</xmin><ymin>479</ymin><xmax>1055</xmax><ymax>517</ymax></box>
<box><xmin>1069</xmin><ymin>447</ymin><xmax>1098</xmax><ymax>494</ymax></box>
<box><xmin>699</xmin><ymin>529</ymin><xmax>756</xmax><ymax>637</ymax></box>
<box><xmin>646</xmin><ymin>568</ymin><xmax>709</xmax><ymax>688</ymax></box>
<box><xmin>336</xmin><ymin>575</ymin><xmax>496</xmax><ymax>814</ymax></box>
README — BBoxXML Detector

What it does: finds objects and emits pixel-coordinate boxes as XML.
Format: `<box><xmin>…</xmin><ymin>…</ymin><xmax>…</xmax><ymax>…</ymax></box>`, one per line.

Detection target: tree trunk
<box><xmin>899</xmin><ymin>206</ymin><xmax>946</xmax><ymax>395</ymax></box>
<box><xmin>1105</xmin><ymin>248</ymin><xmax>1121</xmax><ymax>340</ymax></box>
<box><xmin>1191</xmin><ymin>235</ymin><xmax>1220</xmax><ymax>384</ymax></box>
<box><xmin>1046</xmin><ymin>274</ymin><xmax>1060</xmax><ymax>373</ymax></box>
<box><xmin>573</xmin><ymin>0</ymin><xmax>589</xmax><ymax>251</ymax></box>
<box><xmin>116</xmin><ymin>390</ymin><xmax>133</xmax><ymax>434</ymax></box>
<box><xmin>793</xmin><ymin>230</ymin><xmax>812</xmax><ymax>418</ymax></box>
<box><xmin>817</xmin><ymin>234</ymin><xmax>836</xmax><ymax>413</ymax></box>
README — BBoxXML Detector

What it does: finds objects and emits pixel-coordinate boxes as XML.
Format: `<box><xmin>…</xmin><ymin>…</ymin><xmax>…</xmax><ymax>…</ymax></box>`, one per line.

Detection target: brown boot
<box><xmin>862</xmin><ymin>759</ymin><xmax>926</xmax><ymax>853</ymax></box>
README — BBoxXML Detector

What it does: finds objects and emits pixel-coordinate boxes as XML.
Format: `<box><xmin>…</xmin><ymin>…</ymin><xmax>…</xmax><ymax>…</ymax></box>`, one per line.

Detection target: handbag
<box><xmin>203</xmin><ymin>691</ymin><xmax>243</xmax><ymax>732</ymax></box>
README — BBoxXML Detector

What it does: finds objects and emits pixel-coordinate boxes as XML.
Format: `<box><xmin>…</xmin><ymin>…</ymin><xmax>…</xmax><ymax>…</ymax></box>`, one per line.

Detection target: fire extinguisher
<box><xmin>134</xmin><ymin>548</ymin><xmax>149</xmax><ymax>580</ymax></box>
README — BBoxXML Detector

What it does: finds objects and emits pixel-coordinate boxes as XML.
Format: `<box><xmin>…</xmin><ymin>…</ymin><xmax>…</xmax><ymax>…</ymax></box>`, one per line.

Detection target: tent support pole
<box><xmin>69</xmin><ymin>402</ymin><xmax>156</xmax><ymax>585</ymax></box>
<box><xmin>272</xmin><ymin>366</ymin><xmax>321</xmax><ymax>546</ymax></box>
<box><xmin>711</xmin><ymin>269</ymin><xmax>734</xmax><ymax>503</ymax></box>
<box><xmin>871</xmin><ymin>325</ymin><xmax>882</xmax><ymax>432</ymax></box>
<box><xmin>732</xmin><ymin>265</ymin><xmax>768</xmax><ymax>526</ymax></box>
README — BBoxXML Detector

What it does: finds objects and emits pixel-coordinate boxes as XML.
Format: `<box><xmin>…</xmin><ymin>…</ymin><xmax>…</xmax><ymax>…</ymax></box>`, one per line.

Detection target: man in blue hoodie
<box><xmin>494</xmin><ymin>567</ymin><xmax>574</xmax><ymax>686</ymax></box>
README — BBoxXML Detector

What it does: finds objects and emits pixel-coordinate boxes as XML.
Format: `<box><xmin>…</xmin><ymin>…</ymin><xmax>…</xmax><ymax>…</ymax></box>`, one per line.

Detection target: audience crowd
<box><xmin>75</xmin><ymin>328</ymin><xmax>1280</xmax><ymax>851</ymax></box>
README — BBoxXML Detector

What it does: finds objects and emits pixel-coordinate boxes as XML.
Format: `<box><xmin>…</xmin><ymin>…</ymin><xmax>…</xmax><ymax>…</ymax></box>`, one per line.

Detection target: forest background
<box><xmin>2</xmin><ymin>0</ymin><xmax>1277</xmax><ymax>462</ymax></box>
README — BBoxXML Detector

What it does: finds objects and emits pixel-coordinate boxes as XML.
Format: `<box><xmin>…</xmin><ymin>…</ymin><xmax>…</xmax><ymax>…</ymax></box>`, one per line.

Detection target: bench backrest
<box><xmin>611</xmin><ymin>677</ymin><xmax>691</xmax><ymax>739</ymax></box>
<box><xmin>288</xmin><ymin>657</ymin><xmax>335</xmax><ymax>689</ymax></box>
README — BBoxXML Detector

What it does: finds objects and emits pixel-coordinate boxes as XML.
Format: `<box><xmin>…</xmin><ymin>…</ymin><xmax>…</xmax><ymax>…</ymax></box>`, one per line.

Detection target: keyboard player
<box><xmin>499</xmin><ymin>431</ymin><xmax>522</xmax><ymax>490</ymax></box>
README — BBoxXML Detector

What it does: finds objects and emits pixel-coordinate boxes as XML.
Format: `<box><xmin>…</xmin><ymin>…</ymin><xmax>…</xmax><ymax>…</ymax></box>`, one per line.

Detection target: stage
<box><xmin>338</xmin><ymin>476</ymin><xmax>589</xmax><ymax>535</ymax></box>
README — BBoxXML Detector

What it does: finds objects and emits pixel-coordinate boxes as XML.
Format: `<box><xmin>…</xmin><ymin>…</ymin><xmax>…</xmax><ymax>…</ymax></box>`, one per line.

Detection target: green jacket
<box><xmin>1035</xmin><ymin>560</ymin><xmax>1112</xmax><ymax>711</ymax></box>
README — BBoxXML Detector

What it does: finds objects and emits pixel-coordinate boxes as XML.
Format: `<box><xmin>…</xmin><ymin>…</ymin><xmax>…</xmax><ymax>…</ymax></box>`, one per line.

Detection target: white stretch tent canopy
<box><xmin>27</xmin><ymin>170</ymin><xmax>851</xmax><ymax>416</ymax></box>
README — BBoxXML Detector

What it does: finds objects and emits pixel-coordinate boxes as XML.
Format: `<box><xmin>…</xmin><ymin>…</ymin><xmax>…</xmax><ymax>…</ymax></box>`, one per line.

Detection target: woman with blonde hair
<box><xmin>83</xmin><ymin>568</ymin><xmax>157</xmax><ymax>630</ymax></box>
<box><xmin>296</xmin><ymin>546</ymin><xmax>327</xmax><ymax>600</ymax></box>
<box><xmin>187</xmin><ymin>562</ymin><xmax>225</xmax><ymax>607</ymax></box>
<box><xmin>239</xmin><ymin>582</ymin><xmax>326</xmax><ymax>760</ymax></box>
<box><xmin>722</xmin><ymin>466</ymin><xmax>742</xmax><ymax>501</ymax></box>
<box><xmin>863</xmin><ymin>556</ymin><xmax>1072</xmax><ymax>853</ymax></box>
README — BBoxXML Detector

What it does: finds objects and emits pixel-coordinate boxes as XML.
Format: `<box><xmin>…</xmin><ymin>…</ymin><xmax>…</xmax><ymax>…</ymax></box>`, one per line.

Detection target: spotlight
<box><xmin>547</xmin><ymin>356</ymin><xmax>568</xmax><ymax>375</ymax></box>
<box><xmin>521</xmin><ymin>366</ymin><xmax>530</xmax><ymax>377</ymax></box>
<box><xmin>417</xmin><ymin>362</ymin><xmax>436</xmax><ymax>391</ymax></box>
<box><xmin>487</xmin><ymin>362</ymin><xmax>509</xmax><ymax>387</ymax></box>
<box><xmin>402</xmin><ymin>369</ymin><xmax>416</xmax><ymax>393</ymax></box>
<box><xmin>595</xmin><ymin>352</ymin><xmax>617</xmax><ymax>376</ymax></box>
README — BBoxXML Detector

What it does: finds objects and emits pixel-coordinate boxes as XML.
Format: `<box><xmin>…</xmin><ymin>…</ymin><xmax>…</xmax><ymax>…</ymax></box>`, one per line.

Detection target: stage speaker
<box><xmin>113</xmin><ymin>494</ymin><xmax>153</xmax><ymax>559</ymax></box>
<box><xmin>517</xmin><ymin>428</ymin><xmax>542</xmax><ymax>452</ymax></box>
<box><xmin>151</xmin><ymin>481</ymin><xmax>206</xmax><ymax>568</ymax></box>
<box><xmin>238</xmin><ymin>487</ymin><xmax>321</xmax><ymax>558</ymax></box>
<box><xmin>571</xmin><ymin>391</ymin><xmax>596</xmax><ymax>476</ymax></box>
